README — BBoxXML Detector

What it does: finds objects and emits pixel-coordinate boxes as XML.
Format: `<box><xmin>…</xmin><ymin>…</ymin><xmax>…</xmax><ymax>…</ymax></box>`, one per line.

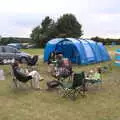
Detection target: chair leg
<box><xmin>13</xmin><ymin>78</ymin><xmax>18</xmax><ymax>88</ymax></box>
<box><xmin>81</xmin><ymin>83</ymin><xmax>86</xmax><ymax>96</ymax></box>
<box><xmin>58</xmin><ymin>87</ymin><xmax>68</xmax><ymax>98</ymax></box>
<box><xmin>30</xmin><ymin>80</ymin><xmax>33</xmax><ymax>88</ymax></box>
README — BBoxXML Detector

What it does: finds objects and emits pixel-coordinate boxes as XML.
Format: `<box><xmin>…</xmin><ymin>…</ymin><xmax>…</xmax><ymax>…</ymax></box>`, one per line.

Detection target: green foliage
<box><xmin>31</xmin><ymin>16</ymin><xmax>57</xmax><ymax>48</ymax></box>
<box><xmin>31</xmin><ymin>14</ymin><xmax>83</xmax><ymax>47</ymax></box>
<box><xmin>0</xmin><ymin>37</ymin><xmax>18</xmax><ymax>45</ymax></box>
<box><xmin>56</xmin><ymin>14</ymin><xmax>83</xmax><ymax>38</ymax></box>
<box><xmin>91</xmin><ymin>36</ymin><xmax>120</xmax><ymax>45</ymax></box>
<box><xmin>30</xmin><ymin>26</ymin><xmax>41</xmax><ymax>47</ymax></box>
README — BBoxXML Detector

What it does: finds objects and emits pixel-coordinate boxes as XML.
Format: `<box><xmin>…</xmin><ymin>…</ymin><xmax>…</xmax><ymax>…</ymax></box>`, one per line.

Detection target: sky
<box><xmin>0</xmin><ymin>0</ymin><xmax>120</xmax><ymax>38</ymax></box>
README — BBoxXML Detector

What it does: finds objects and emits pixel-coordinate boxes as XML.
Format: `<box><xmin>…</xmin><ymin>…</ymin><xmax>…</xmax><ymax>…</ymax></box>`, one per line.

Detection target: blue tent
<box><xmin>44</xmin><ymin>38</ymin><xmax>111</xmax><ymax>65</ymax></box>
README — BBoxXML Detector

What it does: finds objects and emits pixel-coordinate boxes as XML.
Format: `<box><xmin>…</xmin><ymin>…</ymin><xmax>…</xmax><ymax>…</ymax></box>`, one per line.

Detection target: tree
<box><xmin>56</xmin><ymin>14</ymin><xmax>83</xmax><ymax>38</ymax></box>
<box><xmin>91</xmin><ymin>36</ymin><xmax>120</xmax><ymax>45</ymax></box>
<box><xmin>31</xmin><ymin>16</ymin><xmax>56</xmax><ymax>47</ymax></box>
<box><xmin>0</xmin><ymin>37</ymin><xmax>18</xmax><ymax>45</ymax></box>
<box><xmin>31</xmin><ymin>14</ymin><xmax>83</xmax><ymax>47</ymax></box>
<box><xmin>31</xmin><ymin>26</ymin><xmax>41</xmax><ymax>47</ymax></box>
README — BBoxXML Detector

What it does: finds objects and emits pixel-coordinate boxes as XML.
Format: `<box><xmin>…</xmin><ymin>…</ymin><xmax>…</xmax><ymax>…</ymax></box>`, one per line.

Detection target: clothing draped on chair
<box><xmin>27</xmin><ymin>55</ymin><xmax>39</xmax><ymax>66</ymax></box>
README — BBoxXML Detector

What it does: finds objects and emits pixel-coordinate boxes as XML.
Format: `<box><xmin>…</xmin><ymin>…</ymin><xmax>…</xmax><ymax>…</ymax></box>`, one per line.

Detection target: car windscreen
<box><xmin>4</xmin><ymin>46</ymin><xmax>17</xmax><ymax>53</ymax></box>
<box><xmin>0</xmin><ymin>47</ymin><xmax>3</xmax><ymax>52</ymax></box>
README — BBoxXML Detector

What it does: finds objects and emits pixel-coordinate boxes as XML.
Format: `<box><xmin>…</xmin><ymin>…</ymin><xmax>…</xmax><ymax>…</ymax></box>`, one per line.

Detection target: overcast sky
<box><xmin>0</xmin><ymin>0</ymin><xmax>120</xmax><ymax>38</ymax></box>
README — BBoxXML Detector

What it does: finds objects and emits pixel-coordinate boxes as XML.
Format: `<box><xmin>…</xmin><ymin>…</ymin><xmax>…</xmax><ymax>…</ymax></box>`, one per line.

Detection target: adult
<box><xmin>52</xmin><ymin>53</ymin><xmax>72</xmax><ymax>80</ymax></box>
<box><xmin>48</xmin><ymin>52</ymin><xmax>56</xmax><ymax>73</ymax></box>
<box><xmin>12</xmin><ymin>60</ymin><xmax>43</xmax><ymax>89</ymax></box>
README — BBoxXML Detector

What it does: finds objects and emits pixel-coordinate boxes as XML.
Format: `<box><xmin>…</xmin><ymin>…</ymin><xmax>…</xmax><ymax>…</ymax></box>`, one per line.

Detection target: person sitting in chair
<box><xmin>86</xmin><ymin>67</ymin><xmax>102</xmax><ymax>84</ymax></box>
<box><xmin>48</xmin><ymin>52</ymin><xmax>56</xmax><ymax>65</ymax></box>
<box><xmin>12</xmin><ymin>59</ymin><xmax>43</xmax><ymax>90</ymax></box>
<box><xmin>52</xmin><ymin>53</ymin><xmax>72</xmax><ymax>81</ymax></box>
<box><xmin>47</xmin><ymin>52</ymin><xmax>57</xmax><ymax>73</ymax></box>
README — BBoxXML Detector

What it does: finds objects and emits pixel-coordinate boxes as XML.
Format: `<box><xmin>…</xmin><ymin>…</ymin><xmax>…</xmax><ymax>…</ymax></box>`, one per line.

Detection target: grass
<box><xmin>21</xmin><ymin>48</ymin><xmax>44</xmax><ymax>56</ymax></box>
<box><xmin>0</xmin><ymin>45</ymin><xmax>120</xmax><ymax>120</ymax></box>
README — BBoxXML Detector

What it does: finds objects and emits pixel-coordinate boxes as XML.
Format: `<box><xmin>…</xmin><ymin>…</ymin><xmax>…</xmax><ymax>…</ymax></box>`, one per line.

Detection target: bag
<box><xmin>47</xmin><ymin>80</ymin><xmax>60</xmax><ymax>88</ymax></box>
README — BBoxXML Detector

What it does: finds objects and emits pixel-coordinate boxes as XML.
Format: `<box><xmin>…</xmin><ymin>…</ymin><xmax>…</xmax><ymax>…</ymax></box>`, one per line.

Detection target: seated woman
<box><xmin>12</xmin><ymin>59</ymin><xmax>43</xmax><ymax>90</ymax></box>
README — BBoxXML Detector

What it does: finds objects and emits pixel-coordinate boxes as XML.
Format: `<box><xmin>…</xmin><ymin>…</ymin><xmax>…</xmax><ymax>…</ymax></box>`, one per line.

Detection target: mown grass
<box><xmin>21</xmin><ymin>48</ymin><xmax>44</xmax><ymax>56</ymax></box>
<box><xmin>0</xmin><ymin>45</ymin><xmax>120</xmax><ymax>120</ymax></box>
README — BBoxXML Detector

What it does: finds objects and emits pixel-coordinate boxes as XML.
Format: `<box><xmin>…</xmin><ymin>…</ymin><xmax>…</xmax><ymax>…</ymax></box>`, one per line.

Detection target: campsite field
<box><xmin>0</xmin><ymin>45</ymin><xmax>120</xmax><ymax>120</ymax></box>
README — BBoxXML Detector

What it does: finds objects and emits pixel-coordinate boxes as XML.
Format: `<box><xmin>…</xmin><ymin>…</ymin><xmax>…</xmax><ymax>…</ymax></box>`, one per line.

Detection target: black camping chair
<box><xmin>52</xmin><ymin>58</ymin><xmax>73</xmax><ymax>82</ymax></box>
<box><xmin>27</xmin><ymin>55</ymin><xmax>39</xmax><ymax>66</ymax></box>
<box><xmin>27</xmin><ymin>55</ymin><xmax>39</xmax><ymax>71</ymax></box>
<box><xmin>57</xmin><ymin>67</ymin><xmax>73</xmax><ymax>81</ymax></box>
<box><xmin>11</xmin><ymin>66</ymin><xmax>33</xmax><ymax>88</ymax></box>
<box><xmin>58</xmin><ymin>72</ymin><xmax>86</xmax><ymax>100</ymax></box>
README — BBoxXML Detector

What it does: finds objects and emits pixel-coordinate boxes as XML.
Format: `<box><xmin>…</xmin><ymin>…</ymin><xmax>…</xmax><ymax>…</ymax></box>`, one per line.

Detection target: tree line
<box><xmin>30</xmin><ymin>14</ymin><xmax>83</xmax><ymax>47</ymax></box>
<box><xmin>91</xmin><ymin>37</ymin><xmax>120</xmax><ymax>45</ymax></box>
<box><xmin>0</xmin><ymin>13</ymin><xmax>120</xmax><ymax>47</ymax></box>
<box><xmin>0</xmin><ymin>37</ymin><xmax>31</xmax><ymax>45</ymax></box>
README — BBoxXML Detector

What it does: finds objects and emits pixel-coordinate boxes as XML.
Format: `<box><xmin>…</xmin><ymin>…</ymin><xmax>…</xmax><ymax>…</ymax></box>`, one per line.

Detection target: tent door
<box><xmin>55</xmin><ymin>41</ymin><xmax>79</xmax><ymax>63</ymax></box>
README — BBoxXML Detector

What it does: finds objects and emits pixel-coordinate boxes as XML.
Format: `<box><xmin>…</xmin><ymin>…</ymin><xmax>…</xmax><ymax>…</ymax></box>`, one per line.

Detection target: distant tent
<box><xmin>111</xmin><ymin>42</ymin><xmax>116</xmax><ymax>46</ymax></box>
<box><xmin>115</xmin><ymin>49</ymin><xmax>120</xmax><ymax>66</ymax></box>
<box><xmin>44</xmin><ymin>38</ymin><xmax>111</xmax><ymax>65</ymax></box>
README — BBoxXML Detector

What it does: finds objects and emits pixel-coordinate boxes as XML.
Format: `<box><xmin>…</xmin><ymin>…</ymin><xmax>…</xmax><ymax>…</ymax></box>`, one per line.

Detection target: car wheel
<box><xmin>20</xmin><ymin>57</ymin><xmax>28</xmax><ymax>64</ymax></box>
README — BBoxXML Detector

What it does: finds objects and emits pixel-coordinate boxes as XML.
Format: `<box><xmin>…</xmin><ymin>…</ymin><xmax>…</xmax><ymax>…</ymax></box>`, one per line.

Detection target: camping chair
<box><xmin>52</xmin><ymin>58</ymin><xmax>73</xmax><ymax>82</ymax></box>
<box><xmin>85</xmin><ymin>72</ymin><xmax>102</xmax><ymax>89</ymax></box>
<box><xmin>100</xmin><ymin>64</ymin><xmax>112</xmax><ymax>73</ymax></box>
<box><xmin>58</xmin><ymin>72</ymin><xmax>86</xmax><ymax>100</ymax></box>
<box><xmin>56</xmin><ymin>67</ymin><xmax>73</xmax><ymax>81</ymax></box>
<box><xmin>11</xmin><ymin>65</ymin><xmax>33</xmax><ymax>88</ymax></box>
<box><xmin>27</xmin><ymin>55</ymin><xmax>39</xmax><ymax>71</ymax></box>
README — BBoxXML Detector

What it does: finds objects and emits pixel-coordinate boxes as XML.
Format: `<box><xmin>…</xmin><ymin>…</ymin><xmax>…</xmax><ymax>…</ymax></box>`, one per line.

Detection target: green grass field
<box><xmin>0</xmin><ymin>46</ymin><xmax>120</xmax><ymax>120</ymax></box>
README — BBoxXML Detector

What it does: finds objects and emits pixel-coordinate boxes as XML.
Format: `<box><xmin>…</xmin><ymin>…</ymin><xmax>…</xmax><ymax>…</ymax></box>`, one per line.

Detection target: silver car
<box><xmin>0</xmin><ymin>46</ymin><xmax>31</xmax><ymax>64</ymax></box>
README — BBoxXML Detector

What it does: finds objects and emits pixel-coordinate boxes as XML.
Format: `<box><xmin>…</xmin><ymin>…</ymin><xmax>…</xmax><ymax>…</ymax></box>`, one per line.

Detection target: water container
<box><xmin>115</xmin><ymin>49</ymin><xmax>120</xmax><ymax>66</ymax></box>
<box><xmin>0</xmin><ymin>70</ymin><xmax>5</xmax><ymax>80</ymax></box>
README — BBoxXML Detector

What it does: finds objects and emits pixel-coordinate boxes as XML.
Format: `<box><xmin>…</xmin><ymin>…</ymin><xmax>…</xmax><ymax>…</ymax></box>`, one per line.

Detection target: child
<box><xmin>86</xmin><ymin>67</ymin><xmax>102</xmax><ymax>84</ymax></box>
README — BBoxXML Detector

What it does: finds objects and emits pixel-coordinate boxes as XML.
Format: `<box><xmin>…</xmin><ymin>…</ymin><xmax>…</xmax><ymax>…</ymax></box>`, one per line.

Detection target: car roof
<box><xmin>0</xmin><ymin>45</ymin><xmax>18</xmax><ymax>49</ymax></box>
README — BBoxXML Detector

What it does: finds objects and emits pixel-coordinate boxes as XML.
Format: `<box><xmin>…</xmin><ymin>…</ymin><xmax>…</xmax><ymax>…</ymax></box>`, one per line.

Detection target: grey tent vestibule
<box><xmin>44</xmin><ymin>38</ymin><xmax>111</xmax><ymax>65</ymax></box>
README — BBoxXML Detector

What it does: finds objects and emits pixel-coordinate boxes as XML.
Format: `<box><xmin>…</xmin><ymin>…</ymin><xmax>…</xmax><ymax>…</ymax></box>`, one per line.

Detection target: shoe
<box><xmin>35</xmin><ymin>88</ymin><xmax>41</xmax><ymax>91</ymax></box>
<box><xmin>40</xmin><ymin>77</ymin><xmax>44</xmax><ymax>81</ymax></box>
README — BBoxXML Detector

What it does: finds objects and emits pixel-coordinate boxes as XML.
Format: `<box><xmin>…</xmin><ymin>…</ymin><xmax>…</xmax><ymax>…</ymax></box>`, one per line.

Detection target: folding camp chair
<box><xmin>11</xmin><ymin>65</ymin><xmax>33</xmax><ymax>88</ymax></box>
<box><xmin>58</xmin><ymin>72</ymin><xmax>86</xmax><ymax>100</ymax></box>
<box><xmin>27</xmin><ymin>55</ymin><xmax>39</xmax><ymax>66</ymax></box>
<box><xmin>52</xmin><ymin>58</ymin><xmax>73</xmax><ymax>82</ymax></box>
<box><xmin>57</xmin><ymin>67</ymin><xmax>73</xmax><ymax>81</ymax></box>
<box><xmin>27</xmin><ymin>55</ymin><xmax>39</xmax><ymax>71</ymax></box>
<box><xmin>85</xmin><ymin>72</ymin><xmax>102</xmax><ymax>89</ymax></box>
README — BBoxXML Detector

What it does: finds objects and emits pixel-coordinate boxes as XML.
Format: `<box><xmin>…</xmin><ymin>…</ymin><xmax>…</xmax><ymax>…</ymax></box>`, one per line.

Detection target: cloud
<box><xmin>87</xmin><ymin>0</ymin><xmax>120</xmax><ymax>14</ymax></box>
<box><xmin>0</xmin><ymin>0</ymin><xmax>120</xmax><ymax>38</ymax></box>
